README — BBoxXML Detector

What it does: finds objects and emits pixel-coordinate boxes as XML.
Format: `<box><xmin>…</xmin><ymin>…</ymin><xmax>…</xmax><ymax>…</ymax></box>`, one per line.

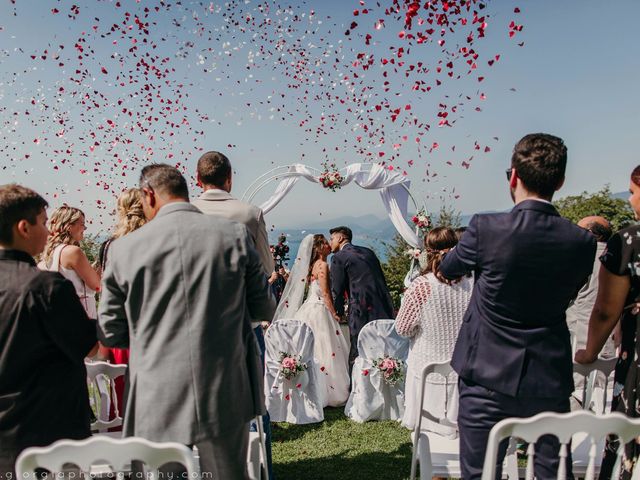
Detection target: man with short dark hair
<box><xmin>329</xmin><ymin>225</ymin><xmax>394</xmax><ymax>368</ymax></box>
<box><xmin>192</xmin><ymin>151</ymin><xmax>277</xmax><ymax>479</ymax></box>
<box><xmin>99</xmin><ymin>164</ymin><xmax>275</xmax><ymax>479</ymax></box>
<box><xmin>192</xmin><ymin>151</ymin><xmax>274</xmax><ymax>275</ymax></box>
<box><xmin>0</xmin><ymin>184</ymin><xmax>96</xmax><ymax>474</ymax></box>
<box><xmin>438</xmin><ymin>134</ymin><xmax>596</xmax><ymax>479</ymax></box>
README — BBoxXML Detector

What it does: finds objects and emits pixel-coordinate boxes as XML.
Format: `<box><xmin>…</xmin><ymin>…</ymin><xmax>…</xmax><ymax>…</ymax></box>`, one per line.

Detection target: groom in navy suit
<box><xmin>439</xmin><ymin>133</ymin><xmax>596</xmax><ymax>479</ymax></box>
<box><xmin>329</xmin><ymin>226</ymin><xmax>394</xmax><ymax>368</ymax></box>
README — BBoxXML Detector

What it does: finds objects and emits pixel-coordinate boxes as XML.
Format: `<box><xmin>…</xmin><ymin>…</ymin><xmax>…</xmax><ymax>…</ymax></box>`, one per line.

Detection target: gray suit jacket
<box><xmin>192</xmin><ymin>190</ymin><xmax>274</xmax><ymax>275</ymax></box>
<box><xmin>98</xmin><ymin>202</ymin><xmax>275</xmax><ymax>443</ymax></box>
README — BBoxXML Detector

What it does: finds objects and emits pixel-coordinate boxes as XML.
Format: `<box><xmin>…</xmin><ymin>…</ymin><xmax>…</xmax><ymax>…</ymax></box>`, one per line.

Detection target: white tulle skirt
<box><xmin>296</xmin><ymin>299</ymin><xmax>350</xmax><ymax>407</ymax></box>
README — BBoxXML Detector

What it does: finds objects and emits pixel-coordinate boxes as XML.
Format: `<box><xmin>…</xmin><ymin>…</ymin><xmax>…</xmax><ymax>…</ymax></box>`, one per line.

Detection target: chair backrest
<box><xmin>264</xmin><ymin>319</ymin><xmax>315</xmax><ymax>363</ymax></box>
<box><xmin>356</xmin><ymin>319</ymin><xmax>410</xmax><ymax>361</ymax></box>
<box><xmin>15</xmin><ymin>436</ymin><xmax>197</xmax><ymax>480</ymax></box>
<box><xmin>85</xmin><ymin>360</ymin><xmax>128</xmax><ymax>432</ymax></box>
<box><xmin>415</xmin><ymin>361</ymin><xmax>457</xmax><ymax>430</ymax></box>
<box><xmin>573</xmin><ymin>358</ymin><xmax>617</xmax><ymax>414</ymax></box>
<box><xmin>482</xmin><ymin>411</ymin><xmax>640</xmax><ymax>480</ymax></box>
<box><xmin>409</xmin><ymin>360</ymin><xmax>457</xmax><ymax>480</ymax></box>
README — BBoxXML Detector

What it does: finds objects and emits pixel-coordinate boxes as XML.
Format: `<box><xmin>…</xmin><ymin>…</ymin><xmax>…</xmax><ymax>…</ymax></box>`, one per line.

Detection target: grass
<box><xmin>271</xmin><ymin>407</ymin><xmax>413</xmax><ymax>480</ymax></box>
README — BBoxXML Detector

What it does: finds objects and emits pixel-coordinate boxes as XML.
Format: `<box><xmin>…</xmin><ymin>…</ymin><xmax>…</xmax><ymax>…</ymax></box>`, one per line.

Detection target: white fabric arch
<box><xmin>243</xmin><ymin>163</ymin><xmax>421</xmax><ymax>248</ymax></box>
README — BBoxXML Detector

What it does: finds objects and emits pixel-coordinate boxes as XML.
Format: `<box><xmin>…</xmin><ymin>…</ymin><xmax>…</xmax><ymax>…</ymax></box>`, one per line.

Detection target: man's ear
<box><xmin>196</xmin><ymin>172</ymin><xmax>202</xmax><ymax>188</ymax></box>
<box><xmin>143</xmin><ymin>187</ymin><xmax>156</xmax><ymax>208</ymax></box>
<box><xmin>509</xmin><ymin>168</ymin><xmax>518</xmax><ymax>190</ymax></box>
<box><xmin>14</xmin><ymin>219</ymin><xmax>30</xmax><ymax>241</ymax></box>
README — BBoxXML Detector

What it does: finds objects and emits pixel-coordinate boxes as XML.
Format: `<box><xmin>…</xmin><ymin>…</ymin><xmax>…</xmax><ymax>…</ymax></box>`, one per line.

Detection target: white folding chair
<box><xmin>15</xmin><ymin>436</ymin><xmax>198</xmax><ymax>480</ymax></box>
<box><xmin>573</xmin><ymin>357</ymin><xmax>617</xmax><ymax>414</ymax></box>
<box><xmin>409</xmin><ymin>361</ymin><xmax>463</xmax><ymax>480</ymax></box>
<box><xmin>264</xmin><ymin>319</ymin><xmax>325</xmax><ymax>424</ymax></box>
<box><xmin>344</xmin><ymin>319</ymin><xmax>409</xmax><ymax>422</ymax></box>
<box><xmin>567</xmin><ymin>358</ymin><xmax>618</xmax><ymax>478</ymax></box>
<box><xmin>85</xmin><ymin>360</ymin><xmax>127</xmax><ymax>435</ymax></box>
<box><xmin>247</xmin><ymin>415</ymin><xmax>268</xmax><ymax>480</ymax></box>
<box><xmin>483</xmin><ymin>411</ymin><xmax>640</xmax><ymax>480</ymax></box>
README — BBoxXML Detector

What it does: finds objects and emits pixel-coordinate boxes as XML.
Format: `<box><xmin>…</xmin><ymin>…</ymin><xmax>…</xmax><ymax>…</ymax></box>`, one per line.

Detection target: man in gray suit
<box><xmin>192</xmin><ymin>150</ymin><xmax>276</xmax><ymax>479</ymax></box>
<box><xmin>98</xmin><ymin>164</ymin><xmax>275</xmax><ymax>479</ymax></box>
<box><xmin>192</xmin><ymin>151</ymin><xmax>274</xmax><ymax>276</ymax></box>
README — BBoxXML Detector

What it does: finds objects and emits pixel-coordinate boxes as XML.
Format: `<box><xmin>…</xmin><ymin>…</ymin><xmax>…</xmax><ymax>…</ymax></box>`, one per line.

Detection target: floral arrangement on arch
<box><xmin>405</xmin><ymin>247</ymin><xmax>422</xmax><ymax>260</ymax></box>
<box><xmin>411</xmin><ymin>208</ymin><xmax>431</xmax><ymax>234</ymax></box>
<box><xmin>278</xmin><ymin>351</ymin><xmax>308</xmax><ymax>380</ymax></box>
<box><xmin>318</xmin><ymin>161</ymin><xmax>344</xmax><ymax>192</ymax></box>
<box><xmin>372</xmin><ymin>355</ymin><xmax>406</xmax><ymax>386</ymax></box>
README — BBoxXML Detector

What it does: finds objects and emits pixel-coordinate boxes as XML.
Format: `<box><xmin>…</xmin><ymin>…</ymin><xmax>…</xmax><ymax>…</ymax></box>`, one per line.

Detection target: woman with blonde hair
<box><xmin>39</xmin><ymin>205</ymin><xmax>101</xmax><ymax>319</ymax></box>
<box><xmin>395</xmin><ymin>226</ymin><xmax>473</xmax><ymax>437</ymax></box>
<box><xmin>97</xmin><ymin>188</ymin><xmax>147</xmax><ymax>423</ymax></box>
<box><xmin>98</xmin><ymin>188</ymin><xmax>146</xmax><ymax>271</ymax></box>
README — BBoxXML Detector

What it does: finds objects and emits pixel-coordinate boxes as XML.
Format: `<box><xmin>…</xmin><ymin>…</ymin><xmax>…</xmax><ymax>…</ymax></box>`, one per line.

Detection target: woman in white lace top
<box><xmin>395</xmin><ymin>227</ymin><xmax>473</xmax><ymax>437</ymax></box>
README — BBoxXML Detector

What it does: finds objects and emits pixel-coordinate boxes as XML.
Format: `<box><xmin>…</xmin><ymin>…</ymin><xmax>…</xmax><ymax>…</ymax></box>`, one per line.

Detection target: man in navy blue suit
<box><xmin>439</xmin><ymin>133</ymin><xmax>596</xmax><ymax>479</ymax></box>
<box><xmin>329</xmin><ymin>226</ymin><xmax>395</xmax><ymax>368</ymax></box>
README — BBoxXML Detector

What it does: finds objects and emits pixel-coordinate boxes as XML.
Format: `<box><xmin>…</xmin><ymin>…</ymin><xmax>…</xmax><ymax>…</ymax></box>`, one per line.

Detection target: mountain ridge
<box><xmin>269</xmin><ymin>191</ymin><xmax>628</xmax><ymax>260</ymax></box>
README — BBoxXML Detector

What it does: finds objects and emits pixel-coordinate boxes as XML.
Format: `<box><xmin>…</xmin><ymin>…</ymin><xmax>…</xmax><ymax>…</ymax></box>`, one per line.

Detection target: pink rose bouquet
<box><xmin>278</xmin><ymin>351</ymin><xmax>307</xmax><ymax>380</ymax></box>
<box><xmin>372</xmin><ymin>355</ymin><xmax>406</xmax><ymax>386</ymax></box>
<box><xmin>318</xmin><ymin>161</ymin><xmax>343</xmax><ymax>192</ymax></box>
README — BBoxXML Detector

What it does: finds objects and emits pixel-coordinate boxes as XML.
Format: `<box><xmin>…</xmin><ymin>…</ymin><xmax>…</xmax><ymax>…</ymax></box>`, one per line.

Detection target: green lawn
<box><xmin>271</xmin><ymin>407</ymin><xmax>413</xmax><ymax>480</ymax></box>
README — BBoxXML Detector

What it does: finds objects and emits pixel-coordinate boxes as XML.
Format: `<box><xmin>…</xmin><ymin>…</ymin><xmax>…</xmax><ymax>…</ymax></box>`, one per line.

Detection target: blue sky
<box><xmin>0</xmin><ymin>1</ymin><xmax>638</xmax><ymax>232</ymax></box>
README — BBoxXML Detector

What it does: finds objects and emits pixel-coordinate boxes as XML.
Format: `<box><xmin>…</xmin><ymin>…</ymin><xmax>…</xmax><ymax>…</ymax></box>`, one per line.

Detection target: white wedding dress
<box><xmin>295</xmin><ymin>279</ymin><xmax>350</xmax><ymax>407</ymax></box>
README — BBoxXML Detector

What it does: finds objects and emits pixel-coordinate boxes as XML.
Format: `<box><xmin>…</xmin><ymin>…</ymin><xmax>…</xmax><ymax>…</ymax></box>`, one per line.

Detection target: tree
<box><xmin>80</xmin><ymin>233</ymin><xmax>102</xmax><ymax>266</ymax></box>
<box><xmin>381</xmin><ymin>233</ymin><xmax>412</xmax><ymax>310</ymax></box>
<box><xmin>554</xmin><ymin>186</ymin><xmax>634</xmax><ymax>232</ymax></box>
<box><xmin>434</xmin><ymin>203</ymin><xmax>462</xmax><ymax>229</ymax></box>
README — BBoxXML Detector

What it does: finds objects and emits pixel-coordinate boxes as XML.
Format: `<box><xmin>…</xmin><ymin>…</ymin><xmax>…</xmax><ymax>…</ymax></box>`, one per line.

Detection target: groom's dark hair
<box><xmin>329</xmin><ymin>226</ymin><xmax>352</xmax><ymax>242</ymax></box>
<box><xmin>197</xmin><ymin>151</ymin><xmax>231</xmax><ymax>188</ymax></box>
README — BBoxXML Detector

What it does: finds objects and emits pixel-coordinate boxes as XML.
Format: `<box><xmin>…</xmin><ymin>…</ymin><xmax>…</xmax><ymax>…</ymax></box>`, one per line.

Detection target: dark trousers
<box><xmin>458</xmin><ymin>377</ymin><xmax>573</xmax><ymax>480</ymax></box>
<box><xmin>347</xmin><ymin>313</ymin><xmax>368</xmax><ymax>369</ymax></box>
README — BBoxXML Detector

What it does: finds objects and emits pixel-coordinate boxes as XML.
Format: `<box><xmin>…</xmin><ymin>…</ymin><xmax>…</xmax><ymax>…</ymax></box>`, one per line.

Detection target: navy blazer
<box><xmin>440</xmin><ymin>200</ymin><xmax>596</xmax><ymax>397</ymax></box>
<box><xmin>331</xmin><ymin>243</ymin><xmax>394</xmax><ymax>322</ymax></box>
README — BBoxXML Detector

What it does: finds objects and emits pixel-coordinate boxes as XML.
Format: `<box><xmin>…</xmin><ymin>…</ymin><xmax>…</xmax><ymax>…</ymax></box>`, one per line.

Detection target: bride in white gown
<box><xmin>273</xmin><ymin>234</ymin><xmax>350</xmax><ymax>407</ymax></box>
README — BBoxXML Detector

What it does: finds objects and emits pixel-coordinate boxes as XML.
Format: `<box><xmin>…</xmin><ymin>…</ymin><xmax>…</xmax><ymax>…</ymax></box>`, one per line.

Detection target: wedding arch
<box><xmin>241</xmin><ymin>163</ymin><xmax>421</xmax><ymax>248</ymax></box>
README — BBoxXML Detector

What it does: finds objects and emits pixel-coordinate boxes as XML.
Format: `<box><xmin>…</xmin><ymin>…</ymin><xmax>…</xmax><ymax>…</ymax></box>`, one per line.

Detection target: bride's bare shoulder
<box><xmin>312</xmin><ymin>259</ymin><xmax>329</xmax><ymax>274</ymax></box>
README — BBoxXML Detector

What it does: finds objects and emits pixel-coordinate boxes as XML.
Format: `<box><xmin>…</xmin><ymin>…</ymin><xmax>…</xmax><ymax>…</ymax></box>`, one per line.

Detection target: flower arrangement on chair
<box><xmin>278</xmin><ymin>352</ymin><xmax>308</xmax><ymax>380</ymax></box>
<box><xmin>372</xmin><ymin>355</ymin><xmax>406</xmax><ymax>386</ymax></box>
<box><xmin>318</xmin><ymin>161</ymin><xmax>344</xmax><ymax>192</ymax></box>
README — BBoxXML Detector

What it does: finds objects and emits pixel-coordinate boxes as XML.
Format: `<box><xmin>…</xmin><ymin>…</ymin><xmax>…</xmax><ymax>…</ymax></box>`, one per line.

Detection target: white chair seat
<box><xmin>412</xmin><ymin>431</ymin><xmax>461</xmax><ymax>477</ymax></box>
<box><xmin>572</xmin><ymin>432</ymin><xmax>605</xmax><ymax>477</ymax></box>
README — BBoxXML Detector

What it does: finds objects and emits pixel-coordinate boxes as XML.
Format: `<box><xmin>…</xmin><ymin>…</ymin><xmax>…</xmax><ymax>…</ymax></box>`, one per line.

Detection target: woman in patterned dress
<box><xmin>576</xmin><ymin>164</ymin><xmax>640</xmax><ymax>478</ymax></box>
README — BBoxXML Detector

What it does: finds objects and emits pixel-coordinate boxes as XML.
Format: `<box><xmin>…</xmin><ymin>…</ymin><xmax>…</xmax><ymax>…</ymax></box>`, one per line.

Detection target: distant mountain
<box><xmin>613</xmin><ymin>191</ymin><xmax>627</xmax><ymax>200</ymax></box>
<box><xmin>271</xmin><ymin>190</ymin><xmax>629</xmax><ymax>264</ymax></box>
